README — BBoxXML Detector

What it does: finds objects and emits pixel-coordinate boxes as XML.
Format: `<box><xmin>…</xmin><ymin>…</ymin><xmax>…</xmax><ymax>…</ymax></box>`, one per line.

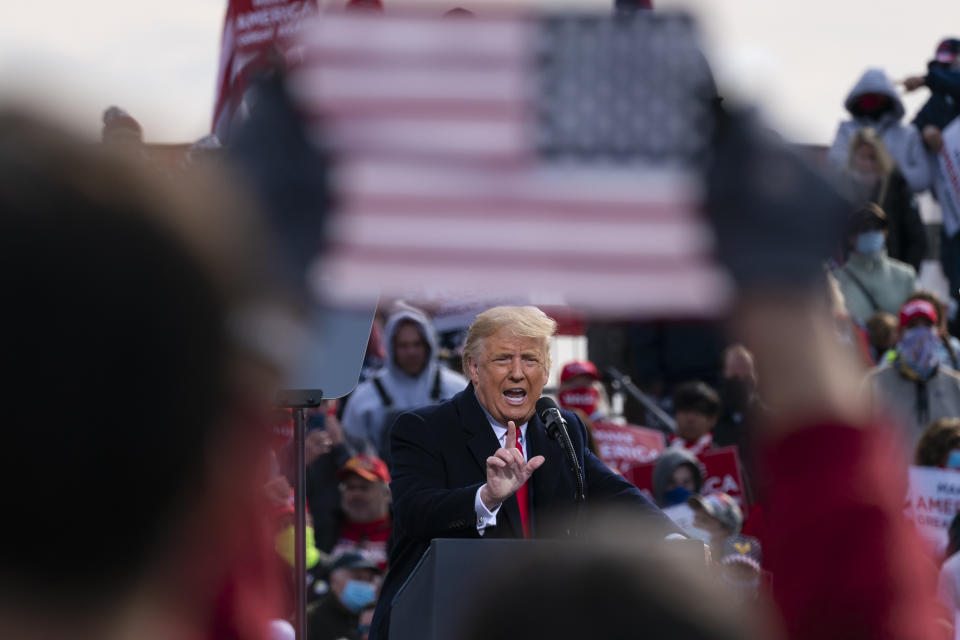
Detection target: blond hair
<box><xmin>848</xmin><ymin>127</ymin><xmax>896</xmax><ymax>204</ymax></box>
<box><xmin>462</xmin><ymin>306</ymin><xmax>557</xmax><ymax>376</ymax></box>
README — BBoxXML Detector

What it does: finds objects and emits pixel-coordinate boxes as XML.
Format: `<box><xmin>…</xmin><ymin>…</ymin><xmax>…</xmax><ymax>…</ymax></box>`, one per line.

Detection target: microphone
<box><xmin>536</xmin><ymin>396</ymin><xmax>568</xmax><ymax>441</ymax></box>
<box><xmin>535</xmin><ymin>397</ymin><xmax>585</xmax><ymax>503</ymax></box>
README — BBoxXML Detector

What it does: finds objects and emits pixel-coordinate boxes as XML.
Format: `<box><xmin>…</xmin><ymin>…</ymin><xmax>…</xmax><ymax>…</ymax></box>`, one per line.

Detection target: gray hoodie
<box><xmin>652</xmin><ymin>447</ymin><xmax>704</xmax><ymax>507</ymax></box>
<box><xmin>828</xmin><ymin>68</ymin><xmax>931</xmax><ymax>193</ymax></box>
<box><xmin>341</xmin><ymin>306</ymin><xmax>467</xmax><ymax>453</ymax></box>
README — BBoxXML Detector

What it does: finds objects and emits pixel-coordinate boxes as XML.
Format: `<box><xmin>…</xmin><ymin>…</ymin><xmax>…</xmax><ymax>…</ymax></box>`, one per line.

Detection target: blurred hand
<box><xmin>734</xmin><ymin>293</ymin><xmax>867</xmax><ymax>439</ymax></box>
<box><xmin>923</xmin><ymin>125</ymin><xmax>944</xmax><ymax>152</ymax></box>
<box><xmin>323</xmin><ymin>400</ymin><xmax>345</xmax><ymax>447</ymax></box>
<box><xmin>265</xmin><ymin>475</ymin><xmax>292</xmax><ymax>506</ymax></box>
<box><xmin>479</xmin><ymin>421</ymin><xmax>545</xmax><ymax>510</ymax></box>
<box><xmin>305</xmin><ymin>429</ymin><xmax>334</xmax><ymax>465</ymax></box>
<box><xmin>903</xmin><ymin>76</ymin><xmax>926</xmax><ymax>92</ymax></box>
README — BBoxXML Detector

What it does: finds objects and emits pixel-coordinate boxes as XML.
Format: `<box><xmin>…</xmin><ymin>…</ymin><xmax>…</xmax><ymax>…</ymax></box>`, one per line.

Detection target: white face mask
<box><xmin>855</xmin><ymin>230</ymin><xmax>885</xmax><ymax>254</ymax></box>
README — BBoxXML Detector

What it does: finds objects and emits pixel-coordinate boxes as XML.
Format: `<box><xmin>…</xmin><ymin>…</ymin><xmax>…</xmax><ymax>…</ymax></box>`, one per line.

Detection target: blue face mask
<box><xmin>662</xmin><ymin>486</ymin><xmax>693</xmax><ymax>507</ymax></box>
<box><xmin>340</xmin><ymin>579</ymin><xmax>377</xmax><ymax>613</ymax></box>
<box><xmin>855</xmin><ymin>230</ymin><xmax>885</xmax><ymax>254</ymax></box>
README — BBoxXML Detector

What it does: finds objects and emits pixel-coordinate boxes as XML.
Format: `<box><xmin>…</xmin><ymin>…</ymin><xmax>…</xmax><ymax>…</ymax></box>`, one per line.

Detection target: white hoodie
<box><xmin>828</xmin><ymin>68</ymin><xmax>931</xmax><ymax>193</ymax></box>
<box><xmin>341</xmin><ymin>307</ymin><xmax>466</xmax><ymax>454</ymax></box>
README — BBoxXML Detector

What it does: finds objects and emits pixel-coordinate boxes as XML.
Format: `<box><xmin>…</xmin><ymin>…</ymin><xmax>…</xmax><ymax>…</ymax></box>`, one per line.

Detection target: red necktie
<box><xmin>515</xmin><ymin>428</ymin><xmax>531</xmax><ymax>538</ymax></box>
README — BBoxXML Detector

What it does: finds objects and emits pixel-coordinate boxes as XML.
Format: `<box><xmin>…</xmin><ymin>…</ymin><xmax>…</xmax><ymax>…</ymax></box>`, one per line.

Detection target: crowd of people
<box><xmin>5</xmin><ymin>11</ymin><xmax>960</xmax><ymax>640</ymax></box>
<box><xmin>263</xmin><ymin>34</ymin><xmax>960</xmax><ymax>640</ymax></box>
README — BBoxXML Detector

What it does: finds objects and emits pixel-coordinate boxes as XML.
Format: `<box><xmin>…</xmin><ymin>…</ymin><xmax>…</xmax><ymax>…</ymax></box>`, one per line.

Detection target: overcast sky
<box><xmin>1</xmin><ymin>0</ymin><xmax>956</xmax><ymax>144</ymax></box>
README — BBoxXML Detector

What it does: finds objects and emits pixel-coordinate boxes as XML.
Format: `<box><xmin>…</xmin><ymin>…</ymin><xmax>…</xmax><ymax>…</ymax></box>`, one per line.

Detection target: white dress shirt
<box><xmin>474</xmin><ymin>411</ymin><xmax>528</xmax><ymax>535</ymax></box>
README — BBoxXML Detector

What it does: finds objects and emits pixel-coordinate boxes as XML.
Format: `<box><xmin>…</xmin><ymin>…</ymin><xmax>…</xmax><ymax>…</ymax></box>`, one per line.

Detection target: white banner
<box><xmin>904</xmin><ymin>465</ymin><xmax>960</xmax><ymax>557</ymax></box>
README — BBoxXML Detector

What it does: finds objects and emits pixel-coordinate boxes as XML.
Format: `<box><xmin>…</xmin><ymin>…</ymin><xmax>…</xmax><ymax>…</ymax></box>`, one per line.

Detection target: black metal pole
<box><xmin>293</xmin><ymin>407</ymin><xmax>307</xmax><ymax>640</ymax></box>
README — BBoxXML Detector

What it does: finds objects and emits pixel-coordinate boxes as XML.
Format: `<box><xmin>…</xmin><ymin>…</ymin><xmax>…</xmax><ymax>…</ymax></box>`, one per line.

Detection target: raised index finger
<box><xmin>505</xmin><ymin>420</ymin><xmax>517</xmax><ymax>449</ymax></box>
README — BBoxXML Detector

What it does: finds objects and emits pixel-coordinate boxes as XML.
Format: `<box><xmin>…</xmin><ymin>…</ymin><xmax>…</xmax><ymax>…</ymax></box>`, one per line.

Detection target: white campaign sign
<box><xmin>904</xmin><ymin>466</ymin><xmax>960</xmax><ymax>557</ymax></box>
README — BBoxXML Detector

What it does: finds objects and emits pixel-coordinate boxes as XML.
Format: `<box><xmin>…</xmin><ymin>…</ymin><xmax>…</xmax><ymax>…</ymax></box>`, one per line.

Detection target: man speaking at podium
<box><xmin>370</xmin><ymin>306</ymin><xmax>678</xmax><ymax>639</ymax></box>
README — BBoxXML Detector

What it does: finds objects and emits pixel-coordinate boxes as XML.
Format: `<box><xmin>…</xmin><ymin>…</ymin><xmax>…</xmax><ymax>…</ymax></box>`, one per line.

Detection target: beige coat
<box><xmin>836</xmin><ymin>250</ymin><xmax>917</xmax><ymax>326</ymax></box>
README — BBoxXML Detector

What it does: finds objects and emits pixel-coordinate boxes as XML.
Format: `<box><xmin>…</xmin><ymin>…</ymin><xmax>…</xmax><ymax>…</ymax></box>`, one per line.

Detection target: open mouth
<box><xmin>502</xmin><ymin>388</ymin><xmax>527</xmax><ymax>406</ymax></box>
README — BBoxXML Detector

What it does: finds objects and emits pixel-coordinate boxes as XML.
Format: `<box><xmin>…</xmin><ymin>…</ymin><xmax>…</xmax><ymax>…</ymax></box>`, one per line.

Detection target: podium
<box><xmin>387</xmin><ymin>536</ymin><xmax>709</xmax><ymax>640</ymax></box>
<box><xmin>389</xmin><ymin>538</ymin><xmax>550</xmax><ymax>640</ymax></box>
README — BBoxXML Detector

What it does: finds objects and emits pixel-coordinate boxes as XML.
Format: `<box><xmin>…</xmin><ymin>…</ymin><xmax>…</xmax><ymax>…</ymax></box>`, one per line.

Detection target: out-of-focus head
<box><xmin>328</xmin><ymin>553</ymin><xmax>382</xmax><ymax>613</ymax></box>
<box><xmin>673</xmin><ymin>381</ymin><xmax>721</xmax><ymax>442</ymax></box>
<box><xmin>899</xmin><ymin>299</ymin><xmax>939</xmax><ymax>331</ymax></box>
<box><xmin>338</xmin><ymin>455</ymin><xmax>392</xmax><ymax>523</ymax></box>
<box><xmin>906</xmin><ymin>290</ymin><xmax>948</xmax><ymax>333</ymax></box>
<box><xmin>934</xmin><ymin>38</ymin><xmax>960</xmax><ymax>67</ymax></box>
<box><xmin>689</xmin><ymin>492</ymin><xmax>744</xmax><ymax>536</ymax></box>
<box><xmin>456</xmin><ymin>529</ymin><xmax>758</xmax><ymax>640</ymax></box>
<box><xmin>866</xmin><ymin>312</ymin><xmax>899</xmax><ymax>354</ymax></box>
<box><xmin>392</xmin><ymin>319</ymin><xmax>429</xmax><ymax>377</ymax></box>
<box><xmin>557</xmin><ymin>360</ymin><xmax>603</xmax><ymax>416</ymax></box>
<box><xmin>463</xmin><ymin>306</ymin><xmax>556</xmax><ymax>426</ymax></box>
<box><xmin>915</xmin><ymin>418</ymin><xmax>960</xmax><ymax>467</ymax></box>
<box><xmin>101</xmin><ymin>105</ymin><xmax>143</xmax><ymax>148</ymax></box>
<box><xmin>718</xmin><ymin>535</ymin><xmax>763</xmax><ymax>601</ymax></box>
<box><xmin>850</xmin><ymin>201</ymin><xmax>888</xmax><ymax>237</ymax></box>
<box><xmin>722</xmin><ymin>345</ymin><xmax>756</xmax><ymax>383</ymax></box>
<box><xmin>652</xmin><ymin>448</ymin><xmax>704</xmax><ymax>507</ymax></box>
<box><xmin>0</xmin><ymin>112</ymin><xmax>277</xmax><ymax>623</ymax></box>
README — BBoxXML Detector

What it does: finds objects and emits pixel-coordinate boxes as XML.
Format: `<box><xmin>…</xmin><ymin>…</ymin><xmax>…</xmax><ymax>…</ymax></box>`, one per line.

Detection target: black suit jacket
<box><xmin>369</xmin><ymin>384</ymin><xmax>677</xmax><ymax>640</ymax></box>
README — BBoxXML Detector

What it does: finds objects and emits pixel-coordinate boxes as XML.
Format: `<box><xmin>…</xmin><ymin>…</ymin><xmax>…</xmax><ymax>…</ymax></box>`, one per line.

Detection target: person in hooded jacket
<box><xmin>828</xmin><ymin>68</ymin><xmax>931</xmax><ymax>194</ymax></box>
<box><xmin>652</xmin><ymin>447</ymin><xmax>704</xmax><ymax>509</ymax></box>
<box><xmin>341</xmin><ymin>305</ymin><xmax>467</xmax><ymax>461</ymax></box>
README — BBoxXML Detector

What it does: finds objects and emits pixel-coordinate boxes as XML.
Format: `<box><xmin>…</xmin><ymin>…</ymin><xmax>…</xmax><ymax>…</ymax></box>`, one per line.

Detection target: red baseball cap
<box><xmin>338</xmin><ymin>454</ymin><xmax>391</xmax><ymax>484</ymax></box>
<box><xmin>899</xmin><ymin>299</ymin><xmax>938</xmax><ymax>328</ymax></box>
<box><xmin>560</xmin><ymin>360</ymin><xmax>600</xmax><ymax>384</ymax></box>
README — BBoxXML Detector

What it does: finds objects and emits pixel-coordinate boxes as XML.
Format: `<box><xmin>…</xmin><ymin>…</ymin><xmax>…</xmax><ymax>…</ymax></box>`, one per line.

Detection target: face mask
<box><xmin>947</xmin><ymin>450</ymin><xmax>960</xmax><ymax>469</ymax></box>
<box><xmin>340</xmin><ymin>579</ymin><xmax>377</xmax><ymax>613</ymax></box>
<box><xmin>558</xmin><ymin>386</ymin><xmax>600</xmax><ymax>417</ymax></box>
<box><xmin>662</xmin><ymin>486</ymin><xmax>693</xmax><ymax>507</ymax></box>
<box><xmin>899</xmin><ymin>326</ymin><xmax>940</xmax><ymax>379</ymax></box>
<box><xmin>855</xmin><ymin>231</ymin><xmax>885</xmax><ymax>254</ymax></box>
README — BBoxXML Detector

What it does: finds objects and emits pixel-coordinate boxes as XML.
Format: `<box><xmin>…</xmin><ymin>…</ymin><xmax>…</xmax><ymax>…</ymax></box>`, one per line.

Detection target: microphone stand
<box><xmin>543</xmin><ymin>409</ymin><xmax>585</xmax><ymax>537</ymax></box>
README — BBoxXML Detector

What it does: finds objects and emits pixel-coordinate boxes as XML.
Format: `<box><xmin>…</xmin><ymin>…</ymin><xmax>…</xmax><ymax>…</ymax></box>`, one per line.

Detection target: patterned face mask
<box><xmin>899</xmin><ymin>326</ymin><xmax>940</xmax><ymax>379</ymax></box>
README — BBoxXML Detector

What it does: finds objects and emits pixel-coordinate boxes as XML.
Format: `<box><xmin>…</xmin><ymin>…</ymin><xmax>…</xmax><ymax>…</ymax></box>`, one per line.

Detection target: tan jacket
<box><xmin>836</xmin><ymin>251</ymin><xmax>917</xmax><ymax>326</ymax></box>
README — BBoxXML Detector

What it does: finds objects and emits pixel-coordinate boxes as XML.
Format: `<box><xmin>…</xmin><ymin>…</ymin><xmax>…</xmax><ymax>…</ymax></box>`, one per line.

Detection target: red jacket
<box><xmin>763</xmin><ymin>423</ymin><xmax>947</xmax><ymax>640</ymax></box>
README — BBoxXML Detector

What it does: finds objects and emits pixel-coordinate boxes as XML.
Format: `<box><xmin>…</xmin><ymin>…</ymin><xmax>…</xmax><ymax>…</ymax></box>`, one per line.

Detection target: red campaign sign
<box><xmin>590</xmin><ymin>421</ymin><xmax>665</xmax><ymax>474</ymax></box>
<box><xmin>212</xmin><ymin>0</ymin><xmax>319</xmax><ymax>136</ymax></box>
<box><xmin>624</xmin><ymin>445</ymin><xmax>748</xmax><ymax>507</ymax></box>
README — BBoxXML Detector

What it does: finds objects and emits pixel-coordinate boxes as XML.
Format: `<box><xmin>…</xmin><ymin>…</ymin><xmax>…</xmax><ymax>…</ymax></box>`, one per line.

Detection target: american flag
<box><xmin>285</xmin><ymin>10</ymin><xmax>731</xmax><ymax>316</ymax></box>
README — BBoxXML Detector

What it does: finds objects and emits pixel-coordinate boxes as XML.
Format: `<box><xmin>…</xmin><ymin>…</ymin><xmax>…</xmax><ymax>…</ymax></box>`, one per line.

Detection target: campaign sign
<box><xmin>591</xmin><ymin>421</ymin><xmax>666</xmax><ymax>474</ymax></box>
<box><xmin>625</xmin><ymin>445</ymin><xmax>748</xmax><ymax>507</ymax></box>
<box><xmin>904</xmin><ymin>465</ymin><xmax>960</xmax><ymax>557</ymax></box>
